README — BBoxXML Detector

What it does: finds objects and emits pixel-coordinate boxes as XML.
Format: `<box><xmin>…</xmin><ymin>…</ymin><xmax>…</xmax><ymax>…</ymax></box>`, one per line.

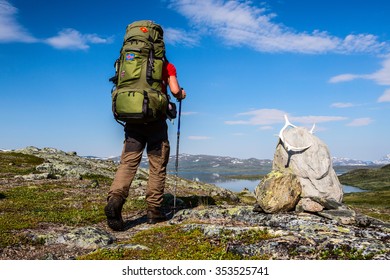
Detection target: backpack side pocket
<box><xmin>112</xmin><ymin>88</ymin><xmax>146</xmax><ymax>121</ymax></box>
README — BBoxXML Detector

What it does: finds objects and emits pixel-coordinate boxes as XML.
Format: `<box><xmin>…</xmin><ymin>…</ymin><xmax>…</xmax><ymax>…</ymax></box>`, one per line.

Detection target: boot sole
<box><xmin>104</xmin><ymin>204</ymin><xmax>124</xmax><ymax>231</ymax></box>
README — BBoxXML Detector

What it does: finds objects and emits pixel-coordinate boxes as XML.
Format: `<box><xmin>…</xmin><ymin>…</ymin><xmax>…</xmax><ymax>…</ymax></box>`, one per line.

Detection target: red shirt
<box><xmin>162</xmin><ymin>62</ymin><xmax>177</xmax><ymax>94</ymax></box>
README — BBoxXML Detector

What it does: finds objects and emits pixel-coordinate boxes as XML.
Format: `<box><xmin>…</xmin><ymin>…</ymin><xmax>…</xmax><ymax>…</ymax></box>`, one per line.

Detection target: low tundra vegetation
<box><xmin>80</xmin><ymin>225</ymin><xmax>272</xmax><ymax>260</ymax></box>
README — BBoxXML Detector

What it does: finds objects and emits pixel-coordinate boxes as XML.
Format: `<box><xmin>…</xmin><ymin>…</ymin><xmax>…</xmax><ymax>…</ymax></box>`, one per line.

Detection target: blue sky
<box><xmin>1</xmin><ymin>0</ymin><xmax>389</xmax><ymax>161</ymax></box>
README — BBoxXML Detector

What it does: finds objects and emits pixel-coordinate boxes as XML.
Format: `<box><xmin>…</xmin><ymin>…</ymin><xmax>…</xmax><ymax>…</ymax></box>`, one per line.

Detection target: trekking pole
<box><xmin>174</xmin><ymin>98</ymin><xmax>182</xmax><ymax>214</ymax></box>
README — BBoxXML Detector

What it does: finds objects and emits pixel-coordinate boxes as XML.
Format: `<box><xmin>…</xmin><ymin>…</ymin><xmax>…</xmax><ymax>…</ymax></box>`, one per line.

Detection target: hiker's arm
<box><xmin>168</xmin><ymin>76</ymin><xmax>186</xmax><ymax>100</ymax></box>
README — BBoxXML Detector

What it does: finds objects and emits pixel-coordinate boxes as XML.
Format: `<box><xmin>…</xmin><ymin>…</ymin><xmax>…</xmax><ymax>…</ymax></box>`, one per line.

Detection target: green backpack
<box><xmin>109</xmin><ymin>20</ymin><xmax>168</xmax><ymax>124</ymax></box>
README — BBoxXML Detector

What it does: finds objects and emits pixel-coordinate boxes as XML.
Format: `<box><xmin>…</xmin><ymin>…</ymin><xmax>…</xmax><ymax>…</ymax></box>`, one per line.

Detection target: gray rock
<box><xmin>272</xmin><ymin>127</ymin><xmax>343</xmax><ymax>203</ymax></box>
<box><xmin>40</xmin><ymin>226</ymin><xmax>115</xmax><ymax>249</ymax></box>
<box><xmin>355</xmin><ymin>214</ymin><xmax>372</xmax><ymax>227</ymax></box>
<box><xmin>309</xmin><ymin>196</ymin><xmax>346</xmax><ymax>210</ymax></box>
<box><xmin>105</xmin><ymin>243</ymin><xmax>150</xmax><ymax>251</ymax></box>
<box><xmin>317</xmin><ymin>209</ymin><xmax>356</xmax><ymax>225</ymax></box>
<box><xmin>296</xmin><ymin>197</ymin><xmax>324</xmax><ymax>212</ymax></box>
<box><xmin>171</xmin><ymin>205</ymin><xmax>390</xmax><ymax>260</ymax></box>
<box><xmin>256</xmin><ymin>122</ymin><xmax>344</xmax><ymax>215</ymax></box>
<box><xmin>15</xmin><ymin>173</ymin><xmax>51</xmax><ymax>180</ymax></box>
<box><xmin>15</xmin><ymin>146</ymin><xmax>118</xmax><ymax>180</ymax></box>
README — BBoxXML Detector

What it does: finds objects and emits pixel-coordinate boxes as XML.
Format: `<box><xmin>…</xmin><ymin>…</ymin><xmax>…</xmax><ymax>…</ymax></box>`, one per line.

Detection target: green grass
<box><xmin>81</xmin><ymin>174</ymin><xmax>113</xmax><ymax>185</ymax></box>
<box><xmin>338</xmin><ymin>164</ymin><xmax>390</xmax><ymax>191</ymax></box>
<box><xmin>319</xmin><ymin>245</ymin><xmax>375</xmax><ymax>260</ymax></box>
<box><xmin>80</xmin><ymin>225</ymin><xmax>272</xmax><ymax>260</ymax></box>
<box><xmin>236</xmin><ymin>191</ymin><xmax>257</xmax><ymax>205</ymax></box>
<box><xmin>343</xmin><ymin>190</ymin><xmax>390</xmax><ymax>222</ymax></box>
<box><xmin>338</xmin><ymin>164</ymin><xmax>390</xmax><ymax>222</ymax></box>
<box><xmin>0</xmin><ymin>151</ymin><xmax>44</xmax><ymax>177</ymax></box>
<box><xmin>0</xmin><ymin>151</ymin><xmax>114</xmax><ymax>248</ymax></box>
<box><xmin>0</xmin><ymin>184</ymin><xmax>107</xmax><ymax>247</ymax></box>
<box><xmin>1</xmin><ymin>150</ymin><xmax>388</xmax><ymax>260</ymax></box>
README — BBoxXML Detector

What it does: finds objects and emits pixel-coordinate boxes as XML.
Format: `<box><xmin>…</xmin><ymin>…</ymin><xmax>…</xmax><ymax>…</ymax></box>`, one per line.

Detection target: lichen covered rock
<box><xmin>170</xmin><ymin>205</ymin><xmax>390</xmax><ymax>260</ymax></box>
<box><xmin>37</xmin><ymin>226</ymin><xmax>115</xmax><ymax>249</ymax></box>
<box><xmin>255</xmin><ymin>171</ymin><xmax>301</xmax><ymax>213</ymax></box>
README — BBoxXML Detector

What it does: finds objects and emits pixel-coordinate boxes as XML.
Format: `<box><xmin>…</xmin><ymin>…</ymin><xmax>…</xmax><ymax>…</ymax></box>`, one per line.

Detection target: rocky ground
<box><xmin>0</xmin><ymin>147</ymin><xmax>389</xmax><ymax>260</ymax></box>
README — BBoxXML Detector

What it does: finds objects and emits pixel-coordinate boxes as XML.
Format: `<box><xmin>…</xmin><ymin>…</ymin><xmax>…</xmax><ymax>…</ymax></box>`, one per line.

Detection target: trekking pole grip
<box><xmin>176</xmin><ymin>87</ymin><xmax>184</xmax><ymax>102</ymax></box>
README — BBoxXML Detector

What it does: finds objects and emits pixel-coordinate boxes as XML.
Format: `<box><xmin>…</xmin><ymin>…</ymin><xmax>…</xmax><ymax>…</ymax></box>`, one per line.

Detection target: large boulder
<box><xmin>255</xmin><ymin>116</ymin><xmax>343</xmax><ymax>213</ymax></box>
<box><xmin>255</xmin><ymin>171</ymin><xmax>301</xmax><ymax>213</ymax></box>
<box><xmin>272</xmin><ymin>126</ymin><xmax>343</xmax><ymax>203</ymax></box>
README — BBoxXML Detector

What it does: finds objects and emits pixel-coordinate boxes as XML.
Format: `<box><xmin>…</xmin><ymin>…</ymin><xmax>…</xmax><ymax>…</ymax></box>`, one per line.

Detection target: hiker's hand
<box><xmin>178</xmin><ymin>88</ymin><xmax>186</xmax><ymax>100</ymax></box>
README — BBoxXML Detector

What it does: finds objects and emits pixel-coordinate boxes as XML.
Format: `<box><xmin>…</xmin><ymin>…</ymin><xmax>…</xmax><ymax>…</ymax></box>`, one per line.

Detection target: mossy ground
<box><xmin>0</xmin><ymin>151</ymin><xmax>262</xmax><ymax>258</ymax></box>
<box><xmin>0</xmin><ymin>151</ymin><xmax>44</xmax><ymax>177</ymax></box>
<box><xmin>0</xmin><ymin>184</ymin><xmax>108</xmax><ymax>247</ymax></box>
<box><xmin>318</xmin><ymin>245</ymin><xmax>375</xmax><ymax>260</ymax></box>
<box><xmin>339</xmin><ymin>164</ymin><xmax>390</xmax><ymax>191</ymax></box>
<box><xmin>0</xmin><ymin>151</ymin><xmax>112</xmax><ymax>248</ymax></box>
<box><xmin>1</xmin><ymin>151</ymin><xmax>389</xmax><ymax>259</ymax></box>
<box><xmin>80</xmin><ymin>225</ymin><xmax>271</xmax><ymax>260</ymax></box>
<box><xmin>343</xmin><ymin>190</ymin><xmax>390</xmax><ymax>222</ymax></box>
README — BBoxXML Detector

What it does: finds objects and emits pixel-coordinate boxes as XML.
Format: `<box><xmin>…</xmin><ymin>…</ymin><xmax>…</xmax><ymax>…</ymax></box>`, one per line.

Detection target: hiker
<box><xmin>105</xmin><ymin>21</ymin><xmax>186</xmax><ymax>231</ymax></box>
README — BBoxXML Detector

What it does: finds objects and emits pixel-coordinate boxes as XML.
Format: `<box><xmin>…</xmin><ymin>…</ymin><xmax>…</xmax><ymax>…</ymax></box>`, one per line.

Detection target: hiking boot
<box><xmin>147</xmin><ymin>207</ymin><xmax>167</xmax><ymax>224</ymax></box>
<box><xmin>104</xmin><ymin>195</ymin><xmax>125</xmax><ymax>231</ymax></box>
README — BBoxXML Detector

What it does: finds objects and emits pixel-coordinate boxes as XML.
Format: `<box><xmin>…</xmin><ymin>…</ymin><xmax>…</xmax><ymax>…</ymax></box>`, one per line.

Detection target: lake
<box><xmin>214</xmin><ymin>179</ymin><xmax>261</xmax><ymax>192</ymax></box>
<box><xmin>214</xmin><ymin>179</ymin><xmax>366</xmax><ymax>194</ymax></box>
<box><xmin>170</xmin><ymin>166</ymin><xmax>368</xmax><ymax>193</ymax></box>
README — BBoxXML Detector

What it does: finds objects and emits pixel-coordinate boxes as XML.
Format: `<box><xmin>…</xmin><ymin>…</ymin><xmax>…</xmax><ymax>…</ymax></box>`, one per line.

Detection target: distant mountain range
<box><xmin>99</xmin><ymin>153</ymin><xmax>390</xmax><ymax>167</ymax></box>
<box><xmin>102</xmin><ymin>153</ymin><xmax>271</xmax><ymax>169</ymax></box>
<box><xmin>373</xmin><ymin>154</ymin><xmax>390</xmax><ymax>165</ymax></box>
<box><xmin>3</xmin><ymin>148</ymin><xmax>388</xmax><ymax>184</ymax></box>
<box><xmin>332</xmin><ymin>154</ymin><xmax>390</xmax><ymax>166</ymax></box>
<box><xmin>82</xmin><ymin>153</ymin><xmax>388</xmax><ymax>184</ymax></box>
<box><xmin>166</xmin><ymin>153</ymin><xmax>272</xmax><ymax>169</ymax></box>
<box><xmin>3</xmin><ymin>148</ymin><xmax>389</xmax><ymax>167</ymax></box>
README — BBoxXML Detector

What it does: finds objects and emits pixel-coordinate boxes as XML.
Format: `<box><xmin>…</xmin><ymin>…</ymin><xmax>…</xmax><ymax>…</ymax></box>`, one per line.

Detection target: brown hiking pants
<box><xmin>108</xmin><ymin>120</ymin><xmax>170</xmax><ymax>208</ymax></box>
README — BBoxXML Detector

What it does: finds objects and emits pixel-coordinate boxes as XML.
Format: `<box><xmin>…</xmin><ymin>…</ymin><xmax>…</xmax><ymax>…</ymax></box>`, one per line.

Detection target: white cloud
<box><xmin>45</xmin><ymin>28</ymin><xmax>109</xmax><ymax>50</ymax></box>
<box><xmin>169</xmin><ymin>0</ymin><xmax>388</xmax><ymax>54</ymax></box>
<box><xmin>340</xmin><ymin>34</ymin><xmax>387</xmax><ymax>54</ymax></box>
<box><xmin>291</xmin><ymin>115</ymin><xmax>347</xmax><ymax>124</ymax></box>
<box><xmin>259</xmin><ymin>126</ymin><xmax>273</xmax><ymax>130</ymax></box>
<box><xmin>225</xmin><ymin>109</ymin><xmax>347</xmax><ymax>126</ymax></box>
<box><xmin>225</xmin><ymin>109</ymin><xmax>286</xmax><ymax>125</ymax></box>
<box><xmin>347</xmin><ymin>118</ymin><xmax>373</xmax><ymax>127</ymax></box>
<box><xmin>366</xmin><ymin>56</ymin><xmax>390</xmax><ymax>85</ymax></box>
<box><xmin>0</xmin><ymin>1</ymin><xmax>110</xmax><ymax>50</ymax></box>
<box><xmin>331</xmin><ymin>102</ymin><xmax>355</xmax><ymax>108</ymax></box>
<box><xmin>0</xmin><ymin>0</ymin><xmax>37</xmax><ymax>42</ymax></box>
<box><xmin>329</xmin><ymin>56</ymin><xmax>390</xmax><ymax>85</ymax></box>
<box><xmin>329</xmin><ymin>74</ymin><xmax>362</xmax><ymax>83</ymax></box>
<box><xmin>188</xmin><ymin>136</ymin><xmax>212</xmax><ymax>140</ymax></box>
<box><xmin>378</xmin><ymin>89</ymin><xmax>390</xmax><ymax>102</ymax></box>
<box><xmin>181</xmin><ymin>111</ymin><xmax>198</xmax><ymax>116</ymax></box>
<box><xmin>164</xmin><ymin>27</ymin><xmax>199</xmax><ymax>47</ymax></box>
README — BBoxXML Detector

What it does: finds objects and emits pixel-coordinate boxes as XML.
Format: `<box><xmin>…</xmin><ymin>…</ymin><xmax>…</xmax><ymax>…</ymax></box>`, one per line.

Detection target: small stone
<box><xmin>310</xmin><ymin>197</ymin><xmax>345</xmax><ymax>210</ymax></box>
<box><xmin>252</xmin><ymin>203</ymin><xmax>264</xmax><ymax>213</ymax></box>
<box><xmin>89</xmin><ymin>179</ymin><xmax>99</xmax><ymax>188</ymax></box>
<box><xmin>317</xmin><ymin>209</ymin><xmax>356</xmax><ymax>225</ymax></box>
<box><xmin>355</xmin><ymin>214</ymin><xmax>372</xmax><ymax>227</ymax></box>
<box><xmin>297</xmin><ymin>198</ymin><xmax>324</xmax><ymax>213</ymax></box>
